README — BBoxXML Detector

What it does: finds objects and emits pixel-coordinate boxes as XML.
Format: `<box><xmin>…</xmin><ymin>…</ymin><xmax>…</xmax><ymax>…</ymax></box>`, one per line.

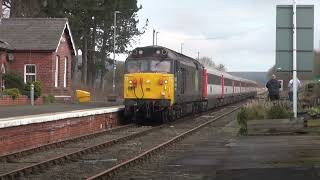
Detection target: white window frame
<box><xmin>63</xmin><ymin>57</ymin><xmax>67</xmax><ymax>88</ymax></box>
<box><xmin>24</xmin><ymin>64</ymin><xmax>36</xmax><ymax>83</ymax></box>
<box><xmin>55</xmin><ymin>56</ymin><xmax>59</xmax><ymax>87</ymax></box>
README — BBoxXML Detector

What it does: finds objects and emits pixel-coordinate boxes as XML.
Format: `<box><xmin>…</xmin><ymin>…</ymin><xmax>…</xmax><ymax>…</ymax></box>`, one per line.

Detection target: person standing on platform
<box><xmin>266</xmin><ymin>74</ymin><xmax>281</xmax><ymax>101</ymax></box>
<box><xmin>288</xmin><ymin>77</ymin><xmax>301</xmax><ymax>105</ymax></box>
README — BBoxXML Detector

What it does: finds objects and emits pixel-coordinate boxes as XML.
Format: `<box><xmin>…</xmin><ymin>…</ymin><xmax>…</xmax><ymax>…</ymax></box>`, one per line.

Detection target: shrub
<box><xmin>3</xmin><ymin>88</ymin><xmax>21</xmax><ymax>100</ymax></box>
<box><xmin>23</xmin><ymin>81</ymin><xmax>42</xmax><ymax>99</ymax></box>
<box><xmin>3</xmin><ymin>72</ymin><xmax>24</xmax><ymax>91</ymax></box>
<box><xmin>265</xmin><ymin>102</ymin><xmax>293</xmax><ymax>119</ymax></box>
<box><xmin>245</xmin><ymin>101</ymin><xmax>265</xmax><ymax>120</ymax></box>
<box><xmin>44</xmin><ymin>94</ymin><xmax>55</xmax><ymax>104</ymax></box>
<box><xmin>307</xmin><ymin>106</ymin><xmax>320</xmax><ymax>117</ymax></box>
<box><xmin>237</xmin><ymin>108</ymin><xmax>248</xmax><ymax>136</ymax></box>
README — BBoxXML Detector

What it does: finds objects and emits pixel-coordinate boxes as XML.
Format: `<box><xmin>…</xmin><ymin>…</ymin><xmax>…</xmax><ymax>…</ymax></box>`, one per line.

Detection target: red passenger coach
<box><xmin>203</xmin><ymin>68</ymin><xmax>208</xmax><ymax>99</ymax></box>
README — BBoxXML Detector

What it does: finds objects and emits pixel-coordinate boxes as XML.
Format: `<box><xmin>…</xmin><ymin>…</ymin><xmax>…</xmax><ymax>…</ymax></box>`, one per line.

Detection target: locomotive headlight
<box><xmin>161</xmin><ymin>92</ymin><xmax>166</xmax><ymax>96</ymax></box>
<box><xmin>164</xmin><ymin>80</ymin><xmax>168</xmax><ymax>84</ymax></box>
<box><xmin>159</xmin><ymin>79</ymin><xmax>164</xmax><ymax>85</ymax></box>
<box><xmin>138</xmin><ymin>50</ymin><xmax>143</xmax><ymax>55</ymax></box>
<box><xmin>146</xmin><ymin>80</ymin><xmax>151</xmax><ymax>84</ymax></box>
<box><xmin>129</xmin><ymin>80</ymin><xmax>133</xmax><ymax>84</ymax></box>
<box><xmin>156</xmin><ymin>50</ymin><xmax>161</xmax><ymax>55</ymax></box>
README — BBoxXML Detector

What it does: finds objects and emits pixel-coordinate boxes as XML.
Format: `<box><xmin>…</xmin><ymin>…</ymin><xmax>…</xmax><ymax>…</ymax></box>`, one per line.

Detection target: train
<box><xmin>123</xmin><ymin>46</ymin><xmax>258</xmax><ymax>123</ymax></box>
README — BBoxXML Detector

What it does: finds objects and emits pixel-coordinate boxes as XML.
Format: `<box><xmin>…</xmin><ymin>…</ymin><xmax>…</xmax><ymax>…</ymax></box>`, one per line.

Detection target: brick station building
<box><xmin>0</xmin><ymin>18</ymin><xmax>76</xmax><ymax>100</ymax></box>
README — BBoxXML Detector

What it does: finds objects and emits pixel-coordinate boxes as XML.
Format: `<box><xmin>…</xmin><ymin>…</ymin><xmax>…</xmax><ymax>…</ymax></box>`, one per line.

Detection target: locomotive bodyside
<box><xmin>124</xmin><ymin>46</ymin><xmax>257</xmax><ymax>123</ymax></box>
<box><xmin>124</xmin><ymin>46</ymin><xmax>205</xmax><ymax>122</ymax></box>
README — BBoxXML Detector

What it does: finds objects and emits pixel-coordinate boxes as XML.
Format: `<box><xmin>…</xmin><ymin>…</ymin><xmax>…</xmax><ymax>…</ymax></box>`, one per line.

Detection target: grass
<box><xmin>237</xmin><ymin>100</ymin><xmax>293</xmax><ymax>136</ymax></box>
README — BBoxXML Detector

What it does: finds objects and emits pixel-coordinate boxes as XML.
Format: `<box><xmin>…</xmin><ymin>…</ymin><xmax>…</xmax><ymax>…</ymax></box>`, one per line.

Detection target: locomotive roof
<box><xmin>206</xmin><ymin>67</ymin><xmax>257</xmax><ymax>84</ymax></box>
<box><xmin>129</xmin><ymin>46</ymin><xmax>257</xmax><ymax>85</ymax></box>
<box><xmin>128</xmin><ymin>46</ymin><xmax>203</xmax><ymax>68</ymax></box>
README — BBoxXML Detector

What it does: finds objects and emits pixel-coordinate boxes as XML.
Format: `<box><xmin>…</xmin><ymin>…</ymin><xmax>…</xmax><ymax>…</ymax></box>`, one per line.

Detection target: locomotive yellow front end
<box><xmin>124</xmin><ymin>73</ymin><xmax>174</xmax><ymax>103</ymax></box>
<box><xmin>124</xmin><ymin>47</ymin><xmax>174</xmax><ymax>123</ymax></box>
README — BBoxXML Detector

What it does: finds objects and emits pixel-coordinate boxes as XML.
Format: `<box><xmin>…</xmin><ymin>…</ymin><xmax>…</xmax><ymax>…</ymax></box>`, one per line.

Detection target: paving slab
<box><xmin>0</xmin><ymin>102</ymin><xmax>123</xmax><ymax>119</ymax></box>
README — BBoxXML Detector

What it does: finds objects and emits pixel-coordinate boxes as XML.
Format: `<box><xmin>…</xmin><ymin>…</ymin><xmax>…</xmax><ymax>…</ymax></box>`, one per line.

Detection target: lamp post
<box><xmin>292</xmin><ymin>0</ymin><xmax>297</xmax><ymax>118</ymax></box>
<box><xmin>112</xmin><ymin>10</ymin><xmax>121</xmax><ymax>96</ymax></box>
<box><xmin>156</xmin><ymin>31</ymin><xmax>159</xmax><ymax>46</ymax></box>
<box><xmin>180</xmin><ymin>43</ymin><xmax>184</xmax><ymax>54</ymax></box>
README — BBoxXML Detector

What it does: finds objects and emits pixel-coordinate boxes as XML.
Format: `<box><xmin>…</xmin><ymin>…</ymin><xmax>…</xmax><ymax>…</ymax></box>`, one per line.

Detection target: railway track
<box><xmin>0</xmin><ymin>101</ymin><xmax>245</xmax><ymax>180</ymax></box>
<box><xmin>0</xmin><ymin>124</ymin><xmax>157</xmax><ymax>179</ymax></box>
<box><xmin>86</xmin><ymin>105</ymin><xmax>240</xmax><ymax>180</ymax></box>
<box><xmin>11</xmin><ymin>103</ymin><xmax>241</xmax><ymax>180</ymax></box>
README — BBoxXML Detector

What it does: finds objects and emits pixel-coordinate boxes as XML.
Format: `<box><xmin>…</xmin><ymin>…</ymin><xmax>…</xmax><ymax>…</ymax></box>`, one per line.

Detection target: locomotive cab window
<box><xmin>125</xmin><ymin>59</ymin><xmax>172</xmax><ymax>73</ymax></box>
<box><xmin>150</xmin><ymin>60</ymin><xmax>170</xmax><ymax>73</ymax></box>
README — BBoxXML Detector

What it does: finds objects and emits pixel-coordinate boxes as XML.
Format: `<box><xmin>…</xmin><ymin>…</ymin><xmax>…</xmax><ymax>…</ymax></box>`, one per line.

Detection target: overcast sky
<box><xmin>126</xmin><ymin>0</ymin><xmax>320</xmax><ymax>72</ymax></box>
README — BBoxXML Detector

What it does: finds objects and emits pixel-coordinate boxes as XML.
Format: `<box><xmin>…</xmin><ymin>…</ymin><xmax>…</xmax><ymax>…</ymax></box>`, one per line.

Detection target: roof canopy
<box><xmin>0</xmin><ymin>18</ymin><xmax>76</xmax><ymax>54</ymax></box>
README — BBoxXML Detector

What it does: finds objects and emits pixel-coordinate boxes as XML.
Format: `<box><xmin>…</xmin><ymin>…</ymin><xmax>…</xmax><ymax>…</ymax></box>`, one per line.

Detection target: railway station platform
<box><xmin>0</xmin><ymin>102</ymin><xmax>122</xmax><ymax>119</ymax></box>
<box><xmin>0</xmin><ymin>104</ymin><xmax>124</xmax><ymax>156</ymax></box>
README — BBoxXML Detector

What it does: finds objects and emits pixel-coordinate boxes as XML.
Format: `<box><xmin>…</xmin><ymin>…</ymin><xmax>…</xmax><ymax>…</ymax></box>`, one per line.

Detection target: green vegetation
<box><xmin>3</xmin><ymin>72</ymin><xmax>25</xmax><ymax>90</ymax></box>
<box><xmin>240</xmin><ymin>101</ymin><xmax>293</xmax><ymax>121</ymax></box>
<box><xmin>237</xmin><ymin>108</ymin><xmax>248</xmax><ymax>136</ymax></box>
<box><xmin>44</xmin><ymin>94</ymin><xmax>55</xmax><ymax>104</ymax></box>
<box><xmin>3</xmin><ymin>88</ymin><xmax>21</xmax><ymax>100</ymax></box>
<box><xmin>5</xmin><ymin>0</ymin><xmax>147</xmax><ymax>88</ymax></box>
<box><xmin>307</xmin><ymin>106</ymin><xmax>320</xmax><ymax>117</ymax></box>
<box><xmin>23</xmin><ymin>81</ymin><xmax>42</xmax><ymax>100</ymax></box>
<box><xmin>265</xmin><ymin>103</ymin><xmax>293</xmax><ymax>119</ymax></box>
<box><xmin>237</xmin><ymin>100</ymin><xmax>293</xmax><ymax>136</ymax></box>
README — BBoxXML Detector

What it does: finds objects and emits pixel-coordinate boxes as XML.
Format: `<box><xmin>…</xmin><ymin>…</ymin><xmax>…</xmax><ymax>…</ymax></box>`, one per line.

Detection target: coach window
<box><xmin>24</xmin><ymin>64</ymin><xmax>36</xmax><ymax>83</ymax></box>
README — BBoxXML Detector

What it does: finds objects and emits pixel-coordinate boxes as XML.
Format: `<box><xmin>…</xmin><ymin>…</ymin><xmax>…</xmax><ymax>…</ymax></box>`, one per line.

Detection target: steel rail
<box><xmin>0</xmin><ymin>125</ymin><xmax>162</xmax><ymax>180</ymax></box>
<box><xmin>0</xmin><ymin>124</ymin><xmax>135</xmax><ymax>163</ymax></box>
<box><xmin>86</xmin><ymin>106</ymin><xmax>240</xmax><ymax>180</ymax></box>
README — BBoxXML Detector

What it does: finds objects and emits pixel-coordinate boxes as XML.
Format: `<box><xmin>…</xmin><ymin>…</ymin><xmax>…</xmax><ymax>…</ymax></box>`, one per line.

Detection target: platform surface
<box><xmin>0</xmin><ymin>104</ymin><xmax>124</xmax><ymax>129</ymax></box>
<box><xmin>0</xmin><ymin>102</ymin><xmax>122</xmax><ymax>119</ymax></box>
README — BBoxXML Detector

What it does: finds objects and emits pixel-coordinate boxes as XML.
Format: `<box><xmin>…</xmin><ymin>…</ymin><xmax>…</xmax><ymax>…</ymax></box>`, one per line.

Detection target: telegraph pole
<box><xmin>197</xmin><ymin>51</ymin><xmax>200</xmax><ymax>60</ymax></box>
<box><xmin>112</xmin><ymin>11</ymin><xmax>120</xmax><ymax>97</ymax></box>
<box><xmin>152</xmin><ymin>29</ymin><xmax>155</xmax><ymax>46</ymax></box>
<box><xmin>156</xmin><ymin>31</ymin><xmax>159</xmax><ymax>46</ymax></box>
<box><xmin>180</xmin><ymin>43</ymin><xmax>184</xmax><ymax>54</ymax></box>
<box><xmin>292</xmin><ymin>0</ymin><xmax>298</xmax><ymax>118</ymax></box>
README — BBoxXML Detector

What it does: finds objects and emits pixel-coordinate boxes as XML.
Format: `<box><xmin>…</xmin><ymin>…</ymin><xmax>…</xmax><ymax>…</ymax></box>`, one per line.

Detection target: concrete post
<box><xmin>293</xmin><ymin>0</ymin><xmax>298</xmax><ymax>118</ymax></box>
<box><xmin>31</xmin><ymin>84</ymin><xmax>34</xmax><ymax>106</ymax></box>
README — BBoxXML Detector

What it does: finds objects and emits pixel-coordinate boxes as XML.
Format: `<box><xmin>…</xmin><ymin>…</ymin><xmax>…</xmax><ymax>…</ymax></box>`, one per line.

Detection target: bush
<box><xmin>23</xmin><ymin>81</ymin><xmax>42</xmax><ymax>99</ymax></box>
<box><xmin>3</xmin><ymin>88</ymin><xmax>21</xmax><ymax>100</ymax></box>
<box><xmin>44</xmin><ymin>94</ymin><xmax>55</xmax><ymax>104</ymax></box>
<box><xmin>265</xmin><ymin>102</ymin><xmax>293</xmax><ymax>119</ymax></box>
<box><xmin>237</xmin><ymin>108</ymin><xmax>248</xmax><ymax>136</ymax></box>
<box><xmin>3</xmin><ymin>72</ymin><xmax>24</xmax><ymax>91</ymax></box>
<box><xmin>245</xmin><ymin>101</ymin><xmax>265</xmax><ymax>120</ymax></box>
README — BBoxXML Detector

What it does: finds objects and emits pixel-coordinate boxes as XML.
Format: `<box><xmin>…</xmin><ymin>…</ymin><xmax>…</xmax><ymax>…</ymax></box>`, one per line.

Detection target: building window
<box><xmin>64</xmin><ymin>57</ymin><xmax>68</xmax><ymax>88</ymax></box>
<box><xmin>24</xmin><ymin>64</ymin><xmax>36</xmax><ymax>83</ymax></box>
<box><xmin>55</xmin><ymin>56</ymin><xmax>59</xmax><ymax>87</ymax></box>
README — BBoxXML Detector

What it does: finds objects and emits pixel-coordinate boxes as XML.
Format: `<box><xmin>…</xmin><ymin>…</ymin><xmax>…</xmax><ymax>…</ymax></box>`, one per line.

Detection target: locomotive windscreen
<box><xmin>125</xmin><ymin>59</ymin><xmax>171</xmax><ymax>73</ymax></box>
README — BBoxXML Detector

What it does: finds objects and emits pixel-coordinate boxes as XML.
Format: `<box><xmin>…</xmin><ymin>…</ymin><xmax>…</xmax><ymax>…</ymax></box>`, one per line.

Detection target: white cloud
<box><xmin>125</xmin><ymin>0</ymin><xmax>320</xmax><ymax>72</ymax></box>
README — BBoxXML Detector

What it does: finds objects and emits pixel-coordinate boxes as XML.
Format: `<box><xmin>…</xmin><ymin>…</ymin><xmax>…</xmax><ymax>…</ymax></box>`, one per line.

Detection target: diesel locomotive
<box><xmin>124</xmin><ymin>46</ymin><xmax>257</xmax><ymax>123</ymax></box>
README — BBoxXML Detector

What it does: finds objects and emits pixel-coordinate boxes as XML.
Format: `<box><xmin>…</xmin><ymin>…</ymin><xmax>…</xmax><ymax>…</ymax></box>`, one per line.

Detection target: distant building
<box><xmin>0</xmin><ymin>18</ymin><xmax>76</xmax><ymax>100</ymax></box>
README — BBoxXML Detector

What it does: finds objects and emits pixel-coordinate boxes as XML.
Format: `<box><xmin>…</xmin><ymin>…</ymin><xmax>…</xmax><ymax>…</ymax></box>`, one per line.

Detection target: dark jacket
<box><xmin>266</xmin><ymin>79</ymin><xmax>281</xmax><ymax>95</ymax></box>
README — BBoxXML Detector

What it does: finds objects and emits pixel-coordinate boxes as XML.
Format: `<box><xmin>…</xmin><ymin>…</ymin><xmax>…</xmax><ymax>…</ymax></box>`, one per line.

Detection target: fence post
<box><xmin>31</xmin><ymin>83</ymin><xmax>34</xmax><ymax>106</ymax></box>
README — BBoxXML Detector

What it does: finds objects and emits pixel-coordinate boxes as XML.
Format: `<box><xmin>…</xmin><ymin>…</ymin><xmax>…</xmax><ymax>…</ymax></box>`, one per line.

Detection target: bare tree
<box><xmin>198</xmin><ymin>56</ymin><xmax>227</xmax><ymax>71</ymax></box>
<box><xmin>198</xmin><ymin>56</ymin><xmax>215</xmax><ymax>68</ymax></box>
<box><xmin>216</xmin><ymin>64</ymin><xmax>226</xmax><ymax>72</ymax></box>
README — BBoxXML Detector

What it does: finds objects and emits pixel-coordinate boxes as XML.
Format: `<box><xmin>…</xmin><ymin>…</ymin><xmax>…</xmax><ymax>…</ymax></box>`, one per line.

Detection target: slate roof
<box><xmin>0</xmin><ymin>18</ymin><xmax>73</xmax><ymax>51</ymax></box>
